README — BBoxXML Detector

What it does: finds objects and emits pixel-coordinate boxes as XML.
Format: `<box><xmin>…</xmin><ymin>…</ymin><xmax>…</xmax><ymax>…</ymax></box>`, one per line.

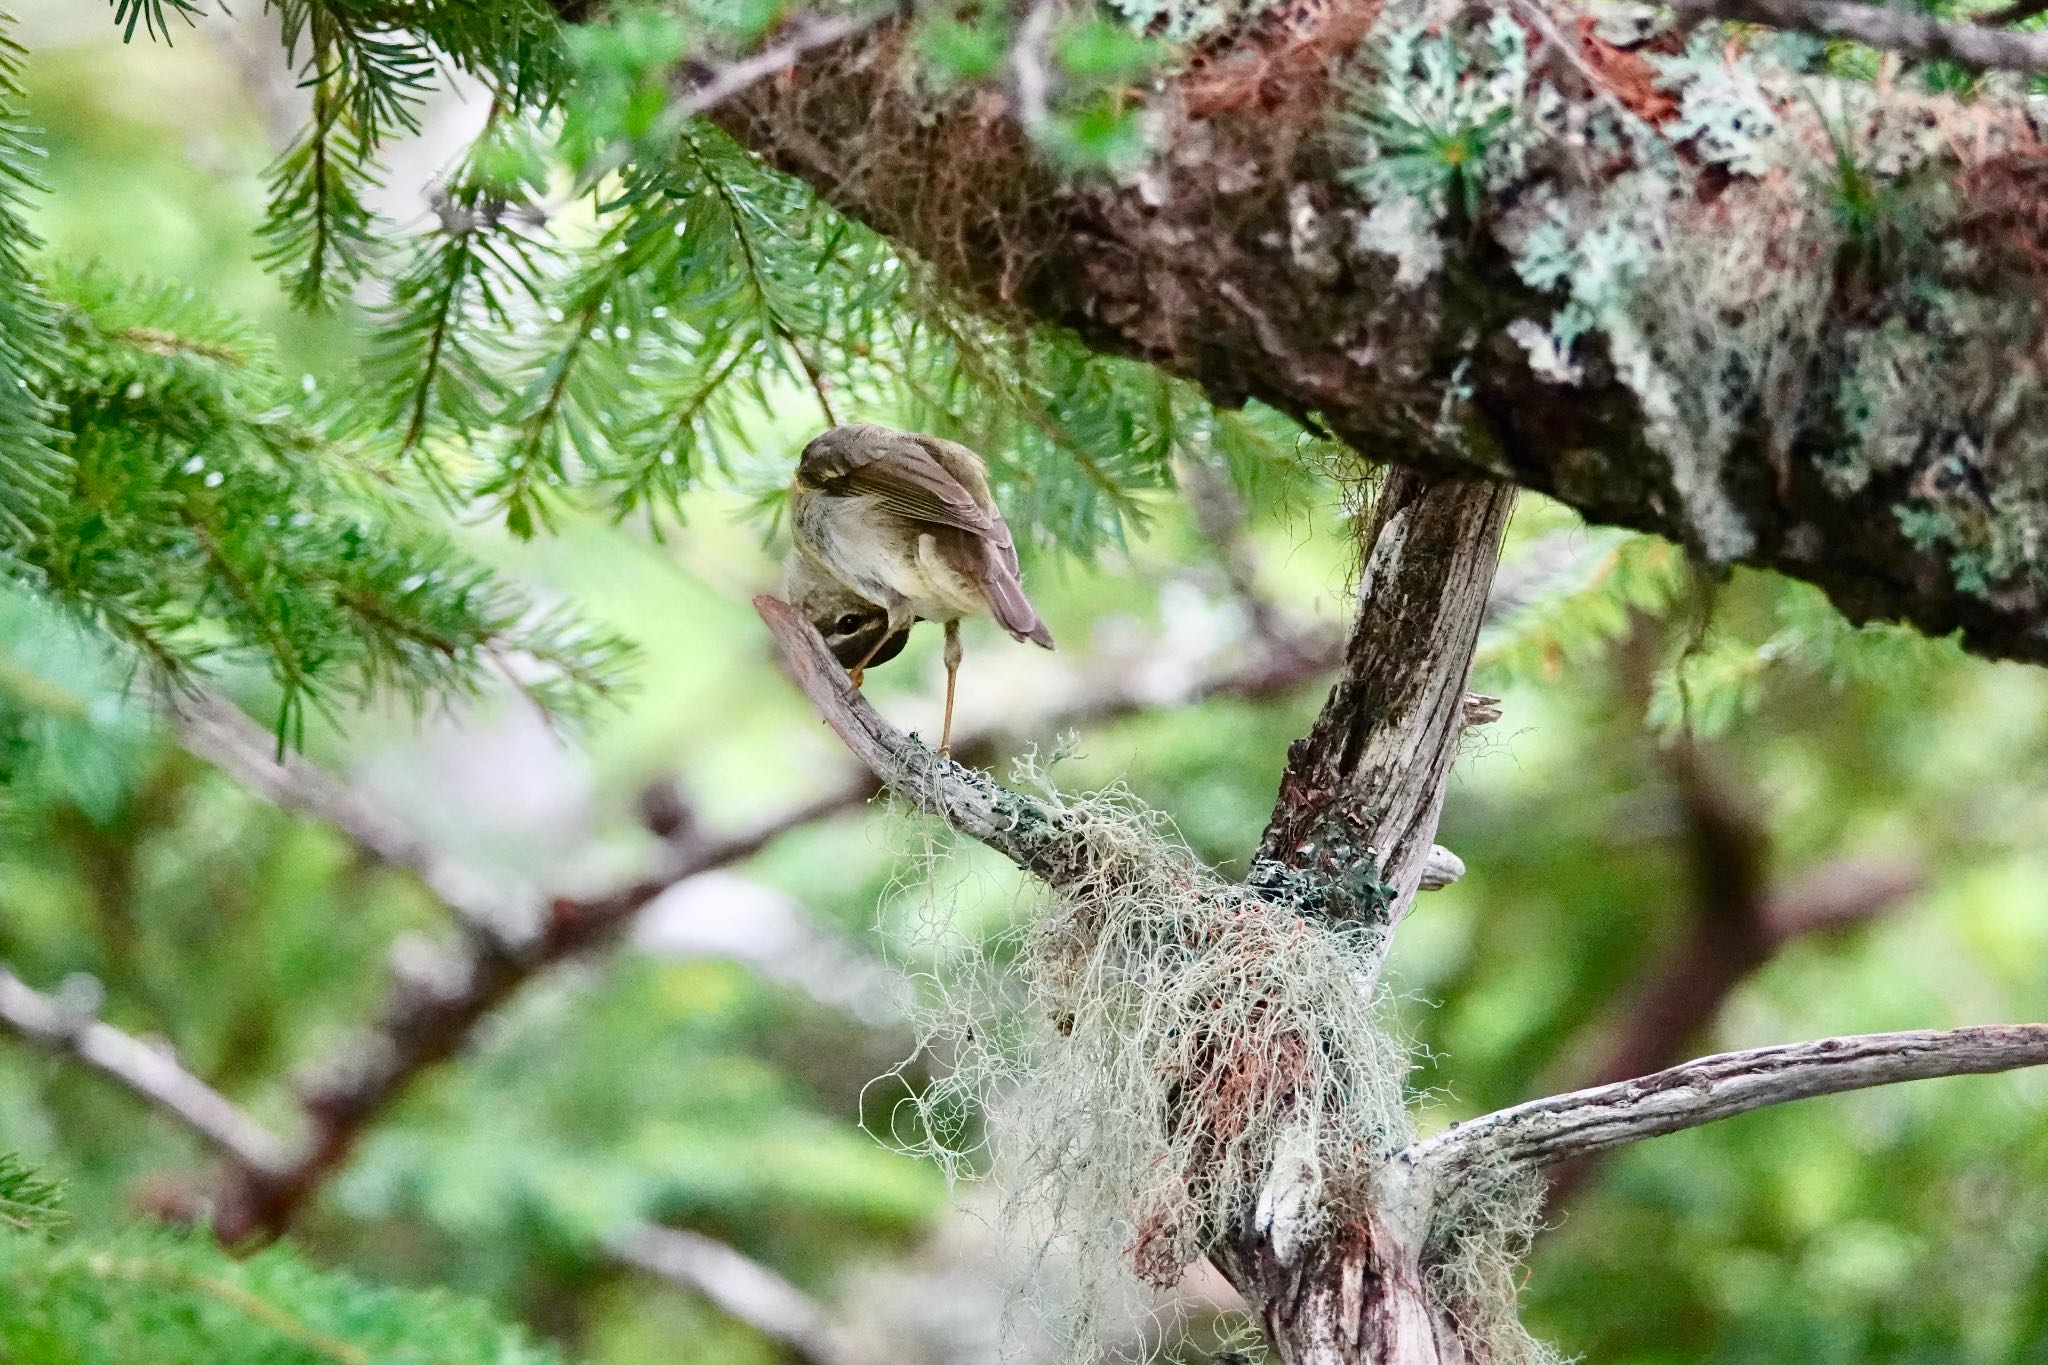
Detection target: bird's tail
<box><xmin>979</xmin><ymin>546</ymin><xmax>1055</xmax><ymax>649</ymax></box>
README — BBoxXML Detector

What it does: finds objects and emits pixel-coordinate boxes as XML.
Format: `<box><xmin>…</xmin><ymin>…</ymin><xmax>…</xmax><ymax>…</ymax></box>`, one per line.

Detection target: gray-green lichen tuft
<box><xmin>882</xmin><ymin>753</ymin><xmax>1415</xmax><ymax>1357</ymax></box>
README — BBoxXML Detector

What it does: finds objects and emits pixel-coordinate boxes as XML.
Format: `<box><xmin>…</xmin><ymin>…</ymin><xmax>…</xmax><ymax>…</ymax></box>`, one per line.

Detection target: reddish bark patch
<box><xmin>1572</xmin><ymin>16</ymin><xmax>1681</xmax><ymax>125</ymax></box>
<box><xmin>1954</xmin><ymin>143</ymin><xmax>2048</xmax><ymax>279</ymax></box>
<box><xmin>1180</xmin><ymin>0</ymin><xmax>1386</xmax><ymax>120</ymax></box>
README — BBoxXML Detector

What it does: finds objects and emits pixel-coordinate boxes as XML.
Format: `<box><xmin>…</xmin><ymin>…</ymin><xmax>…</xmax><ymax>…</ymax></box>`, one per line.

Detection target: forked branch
<box><xmin>1401</xmin><ymin>1024</ymin><xmax>2048</xmax><ymax>1201</ymax></box>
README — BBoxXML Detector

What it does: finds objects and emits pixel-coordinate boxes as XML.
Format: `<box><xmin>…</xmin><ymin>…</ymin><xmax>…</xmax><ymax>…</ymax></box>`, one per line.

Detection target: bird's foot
<box><xmin>849</xmin><ymin>667</ymin><xmax>864</xmax><ymax>690</ymax></box>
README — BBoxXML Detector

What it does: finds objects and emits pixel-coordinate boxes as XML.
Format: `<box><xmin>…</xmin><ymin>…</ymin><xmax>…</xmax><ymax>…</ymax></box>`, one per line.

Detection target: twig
<box><xmin>671</xmin><ymin>7</ymin><xmax>899</xmax><ymax>122</ymax></box>
<box><xmin>1008</xmin><ymin>0</ymin><xmax>1059</xmax><ymax>138</ymax></box>
<box><xmin>1672</xmin><ymin>0</ymin><xmax>2048</xmax><ymax>73</ymax></box>
<box><xmin>561</xmin><ymin>3</ymin><xmax>904</xmax><ymax>210</ymax></box>
<box><xmin>1179</xmin><ymin>453</ymin><xmax>1306</xmax><ymax>660</ymax></box>
<box><xmin>1506</xmin><ymin>0</ymin><xmax>1644</xmax><ymax>132</ymax></box>
<box><xmin>0</xmin><ymin>968</ymin><xmax>294</xmax><ymax>1179</ymax></box>
<box><xmin>606</xmin><ymin>1221</ymin><xmax>862</xmax><ymax>1365</ymax></box>
<box><xmin>1401</xmin><ymin>1024</ymin><xmax>2048</xmax><ymax>1199</ymax></box>
<box><xmin>169</xmin><ymin>693</ymin><xmax>516</xmax><ymax>936</ymax></box>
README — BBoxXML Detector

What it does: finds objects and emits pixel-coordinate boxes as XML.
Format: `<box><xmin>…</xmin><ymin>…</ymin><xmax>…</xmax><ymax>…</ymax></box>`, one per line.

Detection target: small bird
<box><xmin>782</xmin><ymin>549</ymin><xmax>912</xmax><ymax>674</ymax></box>
<box><xmin>789</xmin><ymin>423</ymin><xmax>1054</xmax><ymax>755</ymax></box>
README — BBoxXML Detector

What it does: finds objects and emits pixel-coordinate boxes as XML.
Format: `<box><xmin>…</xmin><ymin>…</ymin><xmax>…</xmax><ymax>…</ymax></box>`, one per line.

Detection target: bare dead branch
<box><xmin>1673</xmin><ymin>0</ymin><xmax>2048</xmax><ymax>72</ymax></box>
<box><xmin>1252</xmin><ymin>472</ymin><xmax>1515</xmax><ymax>932</ymax></box>
<box><xmin>0</xmin><ymin>967</ymin><xmax>294</xmax><ymax>1179</ymax></box>
<box><xmin>606</xmin><ymin>1220</ymin><xmax>863</xmax><ymax>1365</ymax></box>
<box><xmin>1404</xmin><ymin>1024</ymin><xmax>2048</xmax><ymax>1198</ymax></box>
<box><xmin>755</xmin><ymin>594</ymin><xmax>1105</xmax><ymax>887</ymax></box>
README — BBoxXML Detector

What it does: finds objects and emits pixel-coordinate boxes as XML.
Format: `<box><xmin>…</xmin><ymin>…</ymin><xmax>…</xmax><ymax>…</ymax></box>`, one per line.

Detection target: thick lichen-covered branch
<box><xmin>705</xmin><ymin>1</ymin><xmax>2048</xmax><ymax>666</ymax></box>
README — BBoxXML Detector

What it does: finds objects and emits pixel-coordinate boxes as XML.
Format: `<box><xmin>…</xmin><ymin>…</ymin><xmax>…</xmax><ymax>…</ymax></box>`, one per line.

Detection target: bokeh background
<box><xmin>3</xmin><ymin>5</ymin><xmax>2047</xmax><ymax>1362</ymax></box>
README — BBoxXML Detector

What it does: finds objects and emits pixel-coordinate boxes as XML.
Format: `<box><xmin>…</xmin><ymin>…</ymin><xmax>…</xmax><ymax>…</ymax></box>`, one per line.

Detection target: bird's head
<box><xmin>783</xmin><ymin>554</ymin><xmax>911</xmax><ymax>671</ymax></box>
<box><xmin>814</xmin><ymin>601</ymin><xmax>909</xmax><ymax>670</ymax></box>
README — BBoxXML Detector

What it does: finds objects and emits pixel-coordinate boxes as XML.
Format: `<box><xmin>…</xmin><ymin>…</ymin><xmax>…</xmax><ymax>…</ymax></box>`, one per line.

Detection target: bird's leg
<box><xmin>939</xmin><ymin>619</ymin><xmax>962</xmax><ymax>758</ymax></box>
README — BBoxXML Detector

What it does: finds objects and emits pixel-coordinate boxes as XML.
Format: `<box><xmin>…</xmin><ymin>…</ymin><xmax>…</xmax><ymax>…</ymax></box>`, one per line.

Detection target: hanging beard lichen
<box><xmin>1425</xmin><ymin>1161</ymin><xmax>1565</xmax><ymax>1365</ymax></box>
<box><xmin>876</xmin><ymin>749</ymin><xmax>1417</xmax><ymax>1356</ymax></box>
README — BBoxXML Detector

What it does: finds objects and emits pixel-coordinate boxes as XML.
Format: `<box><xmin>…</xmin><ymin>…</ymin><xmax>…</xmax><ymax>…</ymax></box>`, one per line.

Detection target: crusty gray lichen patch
<box><xmin>1328</xmin><ymin>3</ymin><xmax>2048</xmax><ymax>597</ymax></box>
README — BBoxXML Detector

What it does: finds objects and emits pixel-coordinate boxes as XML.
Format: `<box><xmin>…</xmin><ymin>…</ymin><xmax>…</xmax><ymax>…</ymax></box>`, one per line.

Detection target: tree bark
<box><xmin>1217</xmin><ymin>1211</ymin><xmax>1465</xmax><ymax>1365</ymax></box>
<box><xmin>1252</xmin><ymin>469</ymin><xmax>1516</xmax><ymax>937</ymax></box>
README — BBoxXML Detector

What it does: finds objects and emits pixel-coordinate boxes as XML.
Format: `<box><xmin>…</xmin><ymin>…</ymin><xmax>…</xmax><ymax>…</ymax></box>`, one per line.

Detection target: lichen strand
<box><xmin>1423</xmin><ymin>1161</ymin><xmax>1563</xmax><ymax>1365</ymax></box>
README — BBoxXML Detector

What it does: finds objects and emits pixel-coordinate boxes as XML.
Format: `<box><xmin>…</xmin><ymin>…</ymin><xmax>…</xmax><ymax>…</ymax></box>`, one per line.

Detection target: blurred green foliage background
<box><xmin>0</xmin><ymin>5</ymin><xmax>2046</xmax><ymax>1363</ymax></box>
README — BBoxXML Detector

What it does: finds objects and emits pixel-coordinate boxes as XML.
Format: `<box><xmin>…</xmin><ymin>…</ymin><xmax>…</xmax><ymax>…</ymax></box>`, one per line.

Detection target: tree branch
<box><xmin>1403</xmin><ymin>1024</ymin><xmax>2048</xmax><ymax>1199</ymax></box>
<box><xmin>755</xmin><ymin>594</ymin><xmax>1104</xmax><ymax>888</ymax></box>
<box><xmin>712</xmin><ymin>5</ymin><xmax>2048</xmax><ymax>665</ymax></box>
<box><xmin>1541</xmin><ymin>733</ymin><xmax>1923</xmax><ymax>1205</ymax></box>
<box><xmin>0</xmin><ymin>967</ymin><xmax>294</xmax><ymax>1180</ymax></box>
<box><xmin>605</xmin><ymin>1220</ymin><xmax>862</xmax><ymax>1365</ymax></box>
<box><xmin>1251</xmin><ymin>471</ymin><xmax>1515</xmax><ymax>936</ymax></box>
<box><xmin>169</xmin><ymin>693</ymin><xmax>516</xmax><ymax>935</ymax></box>
<box><xmin>207</xmin><ymin>787</ymin><xmax>858</xmax><ymax>1243</ymax></box>
<box><xmin>1673</xmin><ymin>0</ymin><xmax>2048</xmax><ymax>73</ymax></box>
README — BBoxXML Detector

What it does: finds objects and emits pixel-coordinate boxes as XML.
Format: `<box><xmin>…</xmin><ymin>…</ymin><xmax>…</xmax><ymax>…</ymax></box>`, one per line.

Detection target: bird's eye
<box><xmin>833</xmin><ymin>613</ymin><xmax>864</xmax><ymax>634</ymax></box>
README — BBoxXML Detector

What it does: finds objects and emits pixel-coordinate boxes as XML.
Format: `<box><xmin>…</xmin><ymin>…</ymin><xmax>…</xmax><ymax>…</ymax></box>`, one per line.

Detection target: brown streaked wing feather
<box><xmin>934</xmin><ymin>522</ymin><xmax>1054</xmax><ymax>650</ymax></box>
<box><xmin>828</xmin><ymin>431</ymin><xmax>998</xmax><ymax>538</ymax></box>
<box><xmin>907</xmin><ymin>438</ymin><xmax>1052</xmax><ymax>648</ymax></box>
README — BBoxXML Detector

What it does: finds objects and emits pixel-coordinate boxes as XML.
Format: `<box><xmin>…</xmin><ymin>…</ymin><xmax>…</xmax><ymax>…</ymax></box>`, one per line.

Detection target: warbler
<box><xmin>789</xmin><ymin>423</ymin><xmax>1054</xmax><ymax>755</ymax></box>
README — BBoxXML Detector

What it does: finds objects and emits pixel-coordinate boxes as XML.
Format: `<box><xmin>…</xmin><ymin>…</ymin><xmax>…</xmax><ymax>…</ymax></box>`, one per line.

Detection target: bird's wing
<box><xmin>802</xmin><ymin>429</ymin><xmax>999</xmax><ymax>538</ymax></box>
<box><xmin>909</xmin><ymin>437</ymin><xmax>1053</xmax><ymax>650</ymax></box>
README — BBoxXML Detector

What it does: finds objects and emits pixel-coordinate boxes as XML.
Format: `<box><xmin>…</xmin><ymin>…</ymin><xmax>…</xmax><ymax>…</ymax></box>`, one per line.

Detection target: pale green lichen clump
<box><xmin>881</xmin><ymin>751</ymin><xmax>1410</xmax><ymax>1356</ymax></box>
<box><xmin>876</xmin><ymin>752</ymin><xmax>1558</xmax><ymax>1360</ymax></box>
<box><xmin>1426</xmin><ymin>1161</ymin><xmax>1568</xmax><ymax>1365</ymax></box>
